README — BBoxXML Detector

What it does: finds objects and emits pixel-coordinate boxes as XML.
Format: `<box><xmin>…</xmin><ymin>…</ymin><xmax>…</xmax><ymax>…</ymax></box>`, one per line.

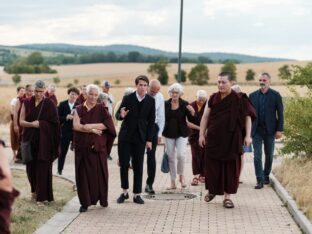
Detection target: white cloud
<box><xmin>253</xmin><ymin>22</ymin><xmax>265</xmax><ymax>27</ymax></box>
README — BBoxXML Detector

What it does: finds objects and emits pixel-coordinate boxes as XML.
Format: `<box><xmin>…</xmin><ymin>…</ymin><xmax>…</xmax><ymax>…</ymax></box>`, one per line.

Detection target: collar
<box><xmin>83</xmin><ymin>101</ymin><xmax>96</xmax><ymax>112</ymax></box>
<box><xmin>136</xmin><ymin>91</ymin><xmax>146</xmax><ymax>102</ymax></box>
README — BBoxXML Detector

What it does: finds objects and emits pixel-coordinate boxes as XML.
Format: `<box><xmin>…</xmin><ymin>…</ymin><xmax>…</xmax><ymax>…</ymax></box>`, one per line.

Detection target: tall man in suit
<box><xmin>249</xmin><ymin>72</ymin><xmax>284</xmax><ymax>189</ymax></box>
<box><xmin>57</xmin><ymin>87</ymin><xmax>80</xmax><ymax>175</ymax></box>
<box><xmin>115</xmin><ymin>75</ymin><xmax>155</xmax><ymax>204</ymax></box>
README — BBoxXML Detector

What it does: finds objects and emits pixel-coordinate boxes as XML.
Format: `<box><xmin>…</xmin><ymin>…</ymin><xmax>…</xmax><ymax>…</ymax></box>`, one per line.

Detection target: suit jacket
<box><xmin>249</xmin><ymin>88</ymin><xmax>284</xmax><ymax>136</ymax></box>
<box><xmin>115</xmin><ymin>92</ymin><xmax>155</xmax><ymax>143</ymax></box>
<box><xmin>58</xmin><ymin>100</ymin><xmax>78</xmax><ymax>138</ymax></box>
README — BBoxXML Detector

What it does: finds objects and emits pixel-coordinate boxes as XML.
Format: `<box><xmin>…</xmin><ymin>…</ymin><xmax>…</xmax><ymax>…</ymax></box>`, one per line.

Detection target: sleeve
<box><xmin>156</xmin><ymin>95</ymin><xmax>165</xmax><ymax>137</ymax></box>
<box><xmin>146</xmin><ymin>98</ymin><xmax>156</xmax><ymax>142</ymax></box>
<box><xmin>115</xmin><ymin>96</ymin><xmax>127</xmax><ymax>121</ymax></box>
<box><xmin>10</xmin><ymin>98</ymin><xmax>17</xmax><ymax>106</ymax></box>
<box><xmin>276</xmin><ymin>92</ymin><xmax>284</xmax><ymax>131</ymax></box>
<box><xmin>58</xmin><ymin>103</ymin><xmax>67</xmax><ymax>125</ymax></box>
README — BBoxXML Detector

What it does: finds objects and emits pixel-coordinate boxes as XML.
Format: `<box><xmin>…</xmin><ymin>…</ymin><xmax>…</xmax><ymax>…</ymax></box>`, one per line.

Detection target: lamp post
<box><xmin>177</xmin><ymin>0</ymin><xmax>184</xmax><ymax>83</ymax></box>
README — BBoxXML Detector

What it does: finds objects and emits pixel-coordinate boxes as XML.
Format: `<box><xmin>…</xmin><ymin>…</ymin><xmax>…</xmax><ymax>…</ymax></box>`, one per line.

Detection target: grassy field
<box><xmin>10</xmin><ymin>169</ymin><xmax>76</xmax><ymax>234</ymax></box>
<box><xmin>273</xmin><ymin>157</ymin><xmax>312</xmax><ymax>222</ymax></box>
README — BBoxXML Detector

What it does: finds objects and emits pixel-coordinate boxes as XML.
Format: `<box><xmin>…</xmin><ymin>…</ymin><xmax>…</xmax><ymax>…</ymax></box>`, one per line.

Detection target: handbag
<box><xmin>21</xmin><ymin>99</ymin><xmax>45</xmax><ymax>164</ymax></box>
<box><xmin>161</xmin><ymin>147</ymin><xmax>170</xmax><ymax>173</ymax></box>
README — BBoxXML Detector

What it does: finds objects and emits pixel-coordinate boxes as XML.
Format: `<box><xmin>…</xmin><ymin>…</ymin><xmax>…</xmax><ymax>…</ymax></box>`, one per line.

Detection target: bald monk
<box><xmin>20</xmin><ymin>80</ymin><xmax>60</xmax><ymax>205</ymax></box>
<box><xmin>0</xmin><ymin>139</ymin><xmax>19</xmax><ymax>234</ymax></box>
<box><xmin>73</xmin><ymin>84</ymin><xmax>116</xmax><ymax>212</ymax></box>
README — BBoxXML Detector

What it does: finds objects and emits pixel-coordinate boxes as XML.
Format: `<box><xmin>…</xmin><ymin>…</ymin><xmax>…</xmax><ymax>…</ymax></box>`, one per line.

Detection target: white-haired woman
<box><xmin>163</xmin><ymin>83</ymin><xmax>195</xmax><ymax>189</ymax></box>
<box><xmin>187</xmin><ymin>90</ymin><xmax>208</xmax><ymax>186</ymax></box>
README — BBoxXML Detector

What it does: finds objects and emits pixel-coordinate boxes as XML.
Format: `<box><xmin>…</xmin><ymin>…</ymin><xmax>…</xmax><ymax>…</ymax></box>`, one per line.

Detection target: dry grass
<box><xmin>273</xmin><ymin>157</ymin><xmax>312</xmax><ymax>222</ymax></box>
<box><xmin>10</xmin><ymin>169</ymin><xmax>76</xmax><ymax>234</ymax></box>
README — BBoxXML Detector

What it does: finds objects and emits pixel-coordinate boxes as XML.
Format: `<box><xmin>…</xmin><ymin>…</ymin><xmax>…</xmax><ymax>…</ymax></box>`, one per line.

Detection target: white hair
<box><xmin>168</xmin><ymin>83</ymin><xmax>184</xmax><ymax>96</ymax></box>
<box><xmin>196</xmin><ymin>90</ymin><xmax>207</xmax><ymax>98</ymax></box>
<box><xmin>231</xmin><ymin>84</ymin><xmax>242</xmax><ymax>93</ymax></box>
<box><xmin>97</xmin><ymin>92</ymin><xmax>109</xmax><ymax>102</ymax></box>
<box><xmin>123</xmin><ymin>87</ymin><xmax>135</xmax><ymax>96</ymax></box>
<box><xmin>48</xmin><ymin>84</ymin><xmax>56</xmax><ymax>90</ymax></box>
<box><xmin>86</xmin><ymin>84</ymin><xmax>100</xmax><ymax>94</ymax></box>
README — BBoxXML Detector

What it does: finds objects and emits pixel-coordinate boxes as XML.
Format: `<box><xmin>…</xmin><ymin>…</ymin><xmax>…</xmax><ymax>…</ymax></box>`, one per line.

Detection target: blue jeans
<box><xmin>252</xmin><ymin>127</ymin><xmax>275</xmax><ymax>183</ymax></box>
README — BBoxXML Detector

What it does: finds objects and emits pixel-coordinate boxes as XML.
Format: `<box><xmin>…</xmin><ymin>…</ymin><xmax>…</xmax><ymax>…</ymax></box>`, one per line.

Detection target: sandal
<box><xmin>191</xmin><ymin>177</ymin><xmax>199</xmax><ymax>186</ymax></box>
<box><xmin>223</xmin><ymin>199</ymin><xmax>234</xmax><ymax>208</ymax></box>
<box><xmin>166</xmin><ymin>185</ymin><xmax>177</xmax><ymax>190</ymax></box>
<box><xmin>199</xmin><ymin>176</ymin><xmax>205</xmax><ymax>183</ymax></box>
<box><xmin>204</xmin><ymin>193</ymin><xmax>216</xmax><ymax>202</ymax></box>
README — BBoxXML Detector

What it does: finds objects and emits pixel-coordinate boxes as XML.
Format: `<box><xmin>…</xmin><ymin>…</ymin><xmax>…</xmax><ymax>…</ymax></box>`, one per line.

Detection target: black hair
<box><xmin>218</xmin><ymin>72</ymin><xmax>233</xmax><ymax>81</ymax></box>
<box><xmin>16</xmin><ymin>86</ymin><xmax>24</xmax><ymax>92</ymax></box>
<box><xmin>67</xmin><ymin>86</ymin><xmax>80</xmax><ymax>95</ymax></box>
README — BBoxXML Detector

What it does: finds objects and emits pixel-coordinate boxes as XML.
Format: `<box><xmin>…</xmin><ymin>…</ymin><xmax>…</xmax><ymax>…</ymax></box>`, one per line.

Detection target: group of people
<box><xmin>2</xmin><ymin>71</ymin><xmax>283</xmax><ymax>227</ymax></box>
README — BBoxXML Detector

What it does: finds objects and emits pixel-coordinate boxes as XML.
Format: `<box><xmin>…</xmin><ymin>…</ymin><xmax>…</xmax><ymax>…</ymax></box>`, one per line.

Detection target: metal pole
<box><xmin>177</xmin><ymin>0</ymin><xmax>183</xmax><ymax>83</ymax></box>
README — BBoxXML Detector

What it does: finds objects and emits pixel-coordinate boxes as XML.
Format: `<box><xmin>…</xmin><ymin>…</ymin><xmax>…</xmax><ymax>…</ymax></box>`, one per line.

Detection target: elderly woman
<box><xmin>20</xmin><ymin>80</ymin><xmax>60</xmax><ymax>205</ymax></box>
<box><xmin>73</xmin><ymin>84</ymin><xmax>116</xmax><ymax>212</ymax></box>
<box><xmin>187</xmin><ymin>90</ymin><xmax>208</xmax><ymax>186</ymax></box>
<box><xmin>199</xmin><ymin>72</ymin><xmax>256</xmax><ymax>208</ymax></box>
<box><xmin>163</xmin><ymin>83</ymin><xmax>195</xmax><ymax>189</ymax></box>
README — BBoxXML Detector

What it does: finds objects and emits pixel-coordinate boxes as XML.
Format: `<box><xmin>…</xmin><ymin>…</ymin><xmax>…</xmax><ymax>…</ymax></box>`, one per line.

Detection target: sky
<box><xmin>0</xmin><ymin>0</ymin><xmax>312</xmax><ymax>60</ymax></box>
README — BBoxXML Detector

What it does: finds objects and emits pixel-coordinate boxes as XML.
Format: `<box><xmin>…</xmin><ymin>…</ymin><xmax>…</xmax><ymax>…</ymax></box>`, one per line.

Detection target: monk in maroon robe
<box><xmin>199</xmin><ymin>72</ymin><xmax>256</xmax><ymax>209</ymax></box>
<box><xmin>0</xmin><ymin>140</ymin><xmax>19</xmax><ymax>234</ymax></box>
<box><xmin>73</xmin><ymin>84</ymin><xmax>116</xmax><ymax>212</ymax></box>
<box><xmin>187</xmin><ymin>90</ymin><xmax>207</xmax><ymax>186</ymax></box>
<box><xmin>20</xmin><ymin>80</ymin><xmax>60</xmax><ymax>204</ymax></box>
<box><xmin>44</xmin><ymin>84</ymin><xmax>58</xmax><ymax>106</ymax></box>
<box><xmin>75</xmin><ymin>85</ymin><xmax>87</xmax><ymax>105</ymax></box>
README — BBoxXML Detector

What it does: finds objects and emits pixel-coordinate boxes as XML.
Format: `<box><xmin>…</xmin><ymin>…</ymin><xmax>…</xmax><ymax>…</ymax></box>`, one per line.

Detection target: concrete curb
<box><xmin>271</xmin><ymin>174</ymin><xmax>312</xmax><ymax>234</ymax></box>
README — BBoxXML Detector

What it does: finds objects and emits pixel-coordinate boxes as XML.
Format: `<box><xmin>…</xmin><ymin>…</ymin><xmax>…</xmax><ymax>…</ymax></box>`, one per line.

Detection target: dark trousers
<box><xmin>58</xmin><ymin>134</ymin><xmax>72</xmax><ymax>173</ymax></box>
<box><xmin>252</xmin><ymin>127</ymin><xmax>275</xmax><ymax>183</ymax></box>
<box><xmin>146</xmin><ymin>124</ymin><xmax>159</xmax><ymax>186</ymax></box>
<box><xmin>118</xmin><ymin>140</ymin><xmax>145</xmax><ymax>193</ymax></box>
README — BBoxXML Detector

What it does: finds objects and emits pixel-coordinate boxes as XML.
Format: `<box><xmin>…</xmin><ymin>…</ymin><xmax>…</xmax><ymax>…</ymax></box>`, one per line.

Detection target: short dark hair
<box><xmin>135</xmin><ymin>75</ymin><xmax>149</xmax><ymax>85</ymax></box>
<box><xmin>25</xmin><ymin>84</ymin><xmax>32</xmax><ymax>89</ymax></box>
<box><xmin>67</xmin><ymin>86</ymin><xmax>80</xmax><ymax>95</ymax></box>
<box><xmin>260</xmin><ymin>72</ymin><xmax>271</xmax><ymax>79</ymax></box>
<box><xmin>218</xmin><ymin>72</ymin><xmax>233</xmax><ymax>81</ymax></box>
<box><xmin>16</xmin><ymin>86</ymin><xmax>24</xmax><ymax>92</ymax></box>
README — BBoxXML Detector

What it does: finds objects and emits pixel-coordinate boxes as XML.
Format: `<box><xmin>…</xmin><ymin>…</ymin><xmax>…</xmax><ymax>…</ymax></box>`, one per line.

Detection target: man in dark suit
<box><xmin>249</xmin><ymin>72</ymin><xmax>284</xmax><ymax>189</ymax></box>
<box><xmin>115</xmin><ymin>75</ymin><xmax>155</xmax><ymax>204</ymax></box>
<box><xmin>57</xmin><ymin>87</ymin><xmax>80</xmax><ymax>175</ymax></box>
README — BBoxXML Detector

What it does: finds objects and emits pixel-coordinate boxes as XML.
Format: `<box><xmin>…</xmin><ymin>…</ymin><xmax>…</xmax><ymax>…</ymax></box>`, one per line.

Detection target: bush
<box><xmin>245</xmin><ymin>69</ymin><xmax>255</xmax><ymax>81</ymax></box>
<box><xmin>73</xmin><ymin>79</ymin><xmax>79</xmax><ymax>85</ymax></box>
<box><xmin>220</xmin><ymin>62</ymin><xmax>237</xmax><ymax>81</ymax></box>
<box><xmin>93</xmin><ymin>80</ymin><xmax>100</xmax><ymax>85</ymax></box>
<box><xmin>12</xmin><ymin>74</ymin><xmax>21</xmax><ymax>85</ymax></box>
<box><xmin>148</xmin><ymin>60</ymin><xmax>169</xmax><ymax>85</ymax></box>
<box><xmin>53</xmin><ymin>77</ymin><xmax>60</xmax><ymax>84</ymax></box>
<box><xmin>174</xmin><ymin>70</ymin><xmax>187</xmax><ymax>83</ymax></box>
<box><xmin>67</xmin><ymin>83</ymin><xmax>74</xmax><ymax>88</ymax></box>
<box><xmin>114</xmin><ymin>79</ymin><xmax>120</xmax><ymax>85</ymax></box>
<box><xmin>188</xmin><ymin>64</ymin><xmax>209</xmax><ymax>85</ymax></box>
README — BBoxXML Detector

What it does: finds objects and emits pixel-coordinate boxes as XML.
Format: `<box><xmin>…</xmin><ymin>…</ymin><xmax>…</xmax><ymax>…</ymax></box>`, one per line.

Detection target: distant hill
<box><xmin>15</xmin><ymin>43</ymin><xmax>292</xmax><ymax>63</ymax></box>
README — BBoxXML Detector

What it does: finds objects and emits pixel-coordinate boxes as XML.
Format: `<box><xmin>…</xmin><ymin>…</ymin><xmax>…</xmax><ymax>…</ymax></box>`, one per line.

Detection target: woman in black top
<box><xmin>163</xmin><ymin>83</ymin><xmax>195</xmax><ymax>189</ymax></box>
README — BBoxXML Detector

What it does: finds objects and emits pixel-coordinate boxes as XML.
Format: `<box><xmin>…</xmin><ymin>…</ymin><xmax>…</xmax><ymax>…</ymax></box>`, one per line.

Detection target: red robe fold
<box><xmin>204</xmin><ymin>91</ymin><xmax>256</xmax><ymax>195</ymax></box>
<box><xmin>74</xmin><ymin>104</ymin><xmax>116</xmax><ymax>208</ymax></box>
<box><xmin>22</xmin><ymin>97</ymin><xmax>60</xmax><ymax>201</ymax></box>
<box><xmin>44</xmin><ymin>91</ymin><xmax>58</xmax><ymax>106</ymax></box>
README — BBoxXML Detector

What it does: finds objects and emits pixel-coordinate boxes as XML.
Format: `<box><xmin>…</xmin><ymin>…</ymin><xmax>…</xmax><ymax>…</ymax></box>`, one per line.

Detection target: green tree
<box><xmin>12</xmin><ymin>74</ymin><xmax>21</xmax><ymax>85</ymax></box>
<box><xmin>278</xmin><ymin>64</ymin><xmax>292</xmax><ymax>81</ymax></box>
<box><xmin>94</xmin><ymin>80</ymin><xmax>100</xmax><ymax>85</ymax></box>
<box><xmin>74</xmin><ymin>79</ymin><xmax>79</xmax><ymax>85</ymax></box>
<box><xmin>221</xmin><ymin>62</ymin><xmax>237</xmax><ymax>81</ymax></box>
<box><xmin>188</xmin><ymin>64</ymin><xmax>209</xmax><ymax>85</ymax></box>
<box><xmin>53</xmin><ymin>77</ymin><xmax>60</xmax><ymax>84</ymax></box>
<box><xmin>148</xmin><ymin>60</ymin><xmax>169</xmax><ymax>85</ymax></box>
<box><xmin>245</xmin><ymin>69</ymin><xmax>255</xmax><ymax>81</ymax></box>
<box><xmin>27</xmin><ymin>52</ymin><xmax>44</xmax><ymax>65</ymax></box>
<box><xmin>174</xmin><ymin>69</ymin><xmax>187</xmax><ymax>83</ymax></box>
<box><xmin>283</xmin><ymin>63</ymin><xmax>312</xmax><ymax>88</ymax></box>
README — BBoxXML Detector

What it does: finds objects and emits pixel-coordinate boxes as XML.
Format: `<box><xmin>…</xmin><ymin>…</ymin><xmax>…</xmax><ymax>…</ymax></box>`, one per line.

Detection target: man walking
<box><xmin>145</xmin><ymin>79</ymin><xmax>165</xmax><ymax>194</ymax></box>
<box><xmin>249</xmin><ymin>72</ymin><xmax>284</xmax><ymax>189</ymax></box>
<box><xmin>115</xmin><ymin>75</ymin><xmax>155</xmax><ymax>204</ymax></box>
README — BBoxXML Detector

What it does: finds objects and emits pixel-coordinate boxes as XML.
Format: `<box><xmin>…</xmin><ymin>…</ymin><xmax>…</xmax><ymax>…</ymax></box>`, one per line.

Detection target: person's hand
<box><xmin>199</xmin><ymin>135</ymin><xmax>205</xmax><ymax>148</ymax></box>
<box><xmin>66</xmin><ymin>114</ymin><xmax>74</xmax><ymax>120</ymax></box>
<box><xmin>14</xmin><ymin>125</ymin><xmax>19</xmax><ymax>134</ymax></box>
<box><xmin>275</xmin><ymin>131</ymin><xmax>283</xmax><ymax>139</ymax></box>
<box><xmin>32</xmin><ymin>120</ymin><xmax>40</xmax><ymax>128</ymax></box>
<box><xmin>157</xmin><ymin>137</ymin><xmax>162</xmax><ymax>144</ymax></box>
<box><xmin>186</xmin><ymin>105</ymin><xmax>195</xmax><ymax>116</ymax></box>
<box><xmin>91</xmin><ymin>128</ymin><xmax>102</xmax><ymax>136</ymax></box>
<box><xmin>244</xmin><ymin>136</ymin><xmax>252</xmax><ymax>146</ymax></box>
<box><xmin>120</xmin><ymin>107</ymin><xmax>129</xmax><ymax>118</ymax></box>
<box><xmin>97</xmin><ymin>124</ymin><xmax>106</xmax><ymax>131</ymax></box>
<box><xmin>146</xmin><ymin>141</ymin><xmax>152</xmax><ymax>151</ymax></box>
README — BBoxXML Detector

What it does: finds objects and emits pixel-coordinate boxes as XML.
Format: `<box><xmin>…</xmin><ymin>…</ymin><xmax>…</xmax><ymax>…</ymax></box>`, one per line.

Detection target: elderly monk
<box><xmin>44</xmin><ymin>84</ymin><xmax>58</xmax><ymax>106</ymax></box>
<box><xmin>0</xmin><ymin>139</ymin><xmax>19</xmax><ymax>234</ymax></box>
<box><xmin>20</xmin><ymin>80</ymin><xmax>60</xmax><ymax>205</ymax></box>
<box><xmin>199</xmin><ymin>72</ymin><xmax>256</xmax><ymax>209</ymax></box>
<box><xmin>73</xmin><ymin>84</ymin><xmax>116</xmax><ymax>212</ymax></box>
<box><xmin>187</xmin><ymin>90</ymin><xmax>208</xmax><ymax>186</ymax></box>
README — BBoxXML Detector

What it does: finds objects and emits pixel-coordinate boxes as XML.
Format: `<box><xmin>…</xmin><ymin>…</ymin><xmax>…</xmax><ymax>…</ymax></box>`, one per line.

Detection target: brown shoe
<box><xmin>204</xmin><ymin>193</ymin><xmax>216</xmax><ymax>202</ymax></box>
<box><xmin>223</xmin><ymin>199</ymin><xmax>234</xmax><ymax>208</ymax></box>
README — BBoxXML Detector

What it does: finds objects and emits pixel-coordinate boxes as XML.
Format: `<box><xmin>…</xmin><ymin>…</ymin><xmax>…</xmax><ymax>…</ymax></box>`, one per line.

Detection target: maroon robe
<box><xmin>205</xmin><ymin>91</ymin><xmax>256</xmax><ymax>195</ymax></box>
<box><xmin>74</xmin><ymin>104</ymin><xmax>116</xmax><ymax>208</ymax></box>
<box><xmin>188</xmin><ymin>101</ymin><xmax>206</xmax><ymax>176</ymax></box>
<box><xmin>44</xmin><ymin>91</ymin><xmax>58</xmax><ymax>106</ymax></box>
<box><xmin>22</xmin><ymin>97</ymin><xmax>60</xmax><ymax>201</ymax></box>
<box><xmin>0</xmin><ymin>167</ymin><xmax>19</xmax><ymax>234</ymax></box>
<box><xmin>76</xmin><ymin>94</ymin><xmax>86</xmax><ymax>106</ymax></box>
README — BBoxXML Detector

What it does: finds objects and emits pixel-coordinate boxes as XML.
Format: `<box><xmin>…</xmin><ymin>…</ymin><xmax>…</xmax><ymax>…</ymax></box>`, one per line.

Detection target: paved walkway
<box><xmin>7</xmin><ymin>144</ymin><xmax>301</xmax><ymax>233</ymax></box>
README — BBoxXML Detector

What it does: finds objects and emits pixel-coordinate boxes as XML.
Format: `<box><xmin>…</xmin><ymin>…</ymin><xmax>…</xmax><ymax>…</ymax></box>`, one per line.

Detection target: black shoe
<box><xmin>145</xmin><ymin>184</ymin><xmax>155</xmax><ymax>194</ymax></box>
<box><xmin>254</xmin><ymin>182</ymin><xmax>264</xmax><ymax>189</ymax></box>
<box><xmin>108</xmin><ymin>155</ymin><xmax>113</xmax><ymax>160</ymax></box>
<box><xmin>133</xmin><ymin>195</ymin><xmax>144</xmax><ymax>204</ymax></box>
<box><xmin>57</xmin><ymin>171</ymin><xmax>62</xmax><ymax>175</ymax></box>
<box><xmin>79</xmin><ymin>206</ymin><xmax>88</xmax><ymax>212</ymax></box>
<box><xmin>117</xmin><ymin>193</ymin><xmax>129</xmax><ymax>204</ymax></box>
<box><xmin>264</xmin><ymin>179</ymin><xmax>270</xmax><ymax>185</ymax></box>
